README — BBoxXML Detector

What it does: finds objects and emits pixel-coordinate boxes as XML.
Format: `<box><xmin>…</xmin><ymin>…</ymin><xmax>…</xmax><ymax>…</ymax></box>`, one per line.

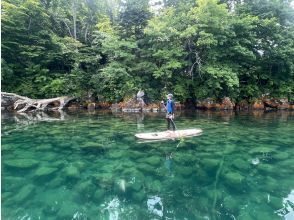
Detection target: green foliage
<box><xmin>1</xmin><ymin>0</ymin><xmax>293</xmax><ymax>102</ymax></box>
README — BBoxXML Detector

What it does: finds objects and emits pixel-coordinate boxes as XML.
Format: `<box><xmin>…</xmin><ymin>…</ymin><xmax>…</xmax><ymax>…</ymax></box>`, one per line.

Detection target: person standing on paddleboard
<box><xmin>161</xmin><ymin>94</ymin><xmax>176</xmax><ymax>132</ymax></box>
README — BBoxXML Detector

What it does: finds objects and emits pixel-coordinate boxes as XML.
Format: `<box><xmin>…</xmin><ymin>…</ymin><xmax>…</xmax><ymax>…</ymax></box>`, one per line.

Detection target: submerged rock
<box><xmin>232</xmin><ymin>158</ymin><xmax>250</xmax><ymax>171</ymax></box>
<box><xmin>57</xmin><ymin>202</ymin><xmax>80</xmax><ymax>219</ymax></box>
<box><xmin>137</xmin><ymin>163</ymin><xmax>155</xmax><ymax>174</ymax></box>
<box><xmin>76</xmin><ymin>180</ymin><xmax>95</xmax><ymax>196</ymax></box>
<box><xmin>5</xmin><ymin>159</ymin><xmax>39</xmax><ymax>169</ymax></box>
<box><xmin>258</xmin><ymin>163</ymin><xmax>275</xmax><ymax>174</ymax></box>
<box><xmin>132</xmin><ymin>191</ymin><xmax>145</xmax><ymax>202</ymax></box>
<box><xmin>224</xmin><ymin>172</ymin><xmax>245</xmax><ymax>190</ymax></box>
<box><xmin>273</xmin><ymin>152</ymin><xmax>289</xmax><ymax>160</ymax></box>
<box><xmin>15</xmin><ymin>184</ymin><xmax>35</xmax><ymax>203</ymax></box>
<box><xmin>81</xmin><ymin>141</ymin><xmax>103</xmax><ymax>149</ymax></box>
<box><xmin>201</xmin><ymin>158</ymin><xmax>220</xmax><ymax>171</ymax></box>
<box><xmin>223</xmin><ymin>196</ymin><xmax>240</xmax><ymax>213</ymax></box>
<box><xmin>249</xmin><ymin>146</ymin><xmax>277</xmax><ymax>155</ymax></box>
<box><xmin>64</xmin><ymin>165</ymin><xmax>80</xmax><ymax>178</ymax></box>
<box><xmin>94</xmin><ymin>189</ymin><xmax>104</xmax><ymax>202</ymax></box>
<box><xmin>138</xmin><ymin>156</ymin><xmax>161</xmax><ymax>166</ymax></box>
<box><xmin>35</xmin><ymin>167</ymin><xmax>58</xmax><ymax>177</ymax></box>
<box><xmin>268</xmin><ymin>196</ymin><xmax>283</xmax><ymax>210</ymax></box>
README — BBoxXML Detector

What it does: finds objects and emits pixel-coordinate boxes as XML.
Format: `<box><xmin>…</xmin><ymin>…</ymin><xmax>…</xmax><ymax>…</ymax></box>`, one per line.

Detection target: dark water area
<box><xmin>1</xmin><ymin>110</ymin><xmax>294</xmax><ymax>219</ymax></box>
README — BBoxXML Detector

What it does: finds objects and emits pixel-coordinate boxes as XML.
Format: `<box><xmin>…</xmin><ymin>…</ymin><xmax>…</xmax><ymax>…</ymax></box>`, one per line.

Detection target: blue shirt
<box><xmin>166</xmin><ymin>100</ymin><xmax>174</xmax><ymax>113</ymax></box>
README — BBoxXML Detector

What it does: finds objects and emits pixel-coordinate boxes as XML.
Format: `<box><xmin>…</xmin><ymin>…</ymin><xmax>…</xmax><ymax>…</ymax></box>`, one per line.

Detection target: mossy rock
<box><xmin>35</xmin><ymin>167</ymin><xmax>58</xmax><ymax>177</ymax></box>
<box><xmin>173</xmin><ymin>153</ymin><xmax>197</xmax><ymax>164</ymax></box>
<box><xmin>137</xmin><ymin>163</ymin><xmax>156</xmax><ymax>174</ymax></box>
<box><xmin>5</xmin><ymin>159</ymin><xmax>39</xmax><ymax>169</ymax></box>
<box><xmin>36</xmin><ymin>144</ymin><xmax>53</xmax><ymax>150</ymax></box>
<box><xmin>76</xmin><ymin>180</ymin><xmax>95</xmax><ymax>195</ymax></box>
<box><xmin>138</xmin><ymin>156</ymin><xmax>161</xmax><ymax>166</ymax></box>
<box><xmin>223</xmin><ymin>196</ymin><xmax>239</xmax><ymax>213</ymax></box>
<box><xmin>132</xmin><ymin>191</ymin><xmax>145</xmax><ymax>202</ymax></box>
<box><xmin>81</xmin><ymin>141</ymin><xmax>103</xmax><ymax>149</ymax></box>
<box><xmin>237</xmin><ymin>212</ymin><xmax>254</xmax><ymax>220</ymax></box>
<box><xmin>3</xmin><ymin>176</ymin><xmax>24</xmax><ymax>191</ymax></box>
<box><xmin>129</xmin><ymin>150</ymin><xmax>145</xmax><ymax>159</ymax></box>
<box><xmin>264</xmin><ymin>177</ymin><xmax>278</xmax><ymax>192</ymax></box>
<box><xmin>15</xmin><ymin>184</ymin><xmax>35</xmax><ymax>203</ymax></box>
<box><xmin>93</xmin><ymin>189</ymin><xmax>104</xmax><ymax>202</ymax></box>
<box><xmin>201</xmin><ymin>158</ymin><xmax>220</xmax><ymax>171</ymax></box>
<box><xmin>64</xmin><ymin>165</ymin><xmax>80</xmax><ymax>178</ymax></box>
<box><xmin>108</xmin><ymin>150</ymin><xmax>125</xmax><ymax>159</ymax></box>
<box><xmin>232</xmin><ymin>158</ymin><xmax>250</xmax><ymax>171</ymax></box>
<box><xmin>151</xmin><ymin>180</ymin><xmax>162</xmax><ymax>193</ymax></box>
<box><xmin>130</xmin><ymin>181</ymin><xmax>143</xmax><ymax>192</ymax></box>
<box><xmin>268</xmin><ymin>196</ymin><xmax>283</xmax><ymax>210</ymax></box>
<box><xmin>206</xmin><ymin>189</ymin><xmax>223</xmax><ymax>202</ymax></box>
<box><xmin>249</xmin><ymin>146</ymin><xmax>277</xmax><ymax>155</ymax></box>
<box><xmin>92</xmin><ymin>173</ymin><xmax>113</xmax><ymax>189</ymax></box>
<box><xmin>224</xmin><ymin>172</ymin><xmax>245</xmax><ymax>190</ymax></box>
<box><xmin>177</xmin><ymin>166</ymin><xmax>194</xmax><ymax>177</ymax></box>
<box><xmin>48</xmin><ymin>177</ymin><xmax>64</xmax><ymax>188</ymax></box>
<box><xmin>273</xmin><ymin>152</ymin><xmax>289</xmax><ymax>160</ymax></box>
<box><xmin>57</xmin><ymin>202</ymin><xmax>80</xmax><ymax>219</ymax></box>
<box><xmin>258</xmin><ymin>164</ymin><xmax>275</xmax><ymax>174</ymax></box>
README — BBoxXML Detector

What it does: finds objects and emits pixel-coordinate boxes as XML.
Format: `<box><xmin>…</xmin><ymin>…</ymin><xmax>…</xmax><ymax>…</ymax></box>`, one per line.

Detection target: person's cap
<box><xmin>167</xmin><ymin>94</ymin><xmax>173</xmax><ymax>98</ymax></box>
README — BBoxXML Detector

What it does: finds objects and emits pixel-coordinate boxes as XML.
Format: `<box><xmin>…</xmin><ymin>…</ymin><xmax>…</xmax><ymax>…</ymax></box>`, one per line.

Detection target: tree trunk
<box><xmin>72</xmin><ymin>0</ymin><xmax>77</xmax><ymax>40</ymax></box>
<box><xmin>1</xmin><ymin>92</ymin><xmax>75</xmax><ymax>113</ymax></box>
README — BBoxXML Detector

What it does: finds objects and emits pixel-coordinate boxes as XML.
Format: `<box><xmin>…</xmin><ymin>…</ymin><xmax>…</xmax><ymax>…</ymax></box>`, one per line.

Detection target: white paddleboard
<box><xmin>135</xmin><ymin>128</ymin><xmax>203</xmax><ymax>140</ymax></box>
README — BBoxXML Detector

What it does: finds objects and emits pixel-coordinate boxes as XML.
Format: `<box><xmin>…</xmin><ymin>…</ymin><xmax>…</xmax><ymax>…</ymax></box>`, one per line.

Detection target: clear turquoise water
<box><xmin>1</xmin><ymin>110</ymin><xmax>294</xmax><ymax>220</ymax></box>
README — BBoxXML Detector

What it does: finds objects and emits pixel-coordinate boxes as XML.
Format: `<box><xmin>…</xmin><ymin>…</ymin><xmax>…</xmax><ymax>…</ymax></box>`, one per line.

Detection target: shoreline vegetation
<box><xmin>1</xmin><ymin>0</ymin><xmax>293</xmax><ymax>105</ymax></box>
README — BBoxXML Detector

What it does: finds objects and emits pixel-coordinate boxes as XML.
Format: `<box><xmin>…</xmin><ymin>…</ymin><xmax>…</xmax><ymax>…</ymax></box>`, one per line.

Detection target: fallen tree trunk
<box><xmin>1</xmin><ymin>92</ymin><xmax>75</xmax><ymax>112</ymax></box>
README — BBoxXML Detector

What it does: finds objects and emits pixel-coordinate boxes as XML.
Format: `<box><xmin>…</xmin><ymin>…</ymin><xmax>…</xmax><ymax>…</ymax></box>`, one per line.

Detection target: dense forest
<box><xmin>2</xmin><ymin>0</ymin><xmax>294</xmax><ymax>104</ymax></box>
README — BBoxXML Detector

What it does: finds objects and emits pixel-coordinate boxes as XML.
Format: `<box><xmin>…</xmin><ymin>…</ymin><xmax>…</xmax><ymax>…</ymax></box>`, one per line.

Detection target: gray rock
<box><xmin>5</xmin><ymin>159</ymin><xmax>39</xmax><ymax>169</ymax></box>
<box><xmin>15</xmin><ymin>184</ymin><xmax>35</xmax><ymax>203</ymax></box>
<box><xmin>35</xmin><ymin>167</ymin><xmax>58</xmax><ymax>177</ymax></box>
<box><xmin>64</xmin><ymin>165</ymin><xmax>80</xmax><ymax>178</ymax></box>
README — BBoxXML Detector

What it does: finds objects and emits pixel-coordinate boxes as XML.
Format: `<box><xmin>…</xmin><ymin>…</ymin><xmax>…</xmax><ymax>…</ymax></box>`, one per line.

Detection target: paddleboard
<box><xmin>135</xmin><ymin>128</ymin><xmax>203</xmax><ymax>140</ymax></box>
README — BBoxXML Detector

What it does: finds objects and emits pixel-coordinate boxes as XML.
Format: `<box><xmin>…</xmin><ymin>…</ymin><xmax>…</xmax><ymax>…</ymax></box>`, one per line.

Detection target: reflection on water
<box><xmin>1</xmin><ymin>110</ymin><xmax>294</xmax><ymax>219</ymax></box>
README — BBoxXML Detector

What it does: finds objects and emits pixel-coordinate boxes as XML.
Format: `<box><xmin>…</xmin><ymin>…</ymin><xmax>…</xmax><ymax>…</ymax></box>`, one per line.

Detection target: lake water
<box><xmin>1</xmin><ymin>110</ymin><xmax>294</xmax><ymax>220</ymax></box>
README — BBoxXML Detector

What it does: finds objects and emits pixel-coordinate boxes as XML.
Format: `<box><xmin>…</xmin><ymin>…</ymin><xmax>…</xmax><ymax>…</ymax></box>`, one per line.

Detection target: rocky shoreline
<box><xmin>74</xmin><ymin>97</ymin><xmax>294</xmax><ymax>112</ymax></box>
<box><xmin>1</xmin><ymin>92</ymin><xmax>293</xmax><ymax>112</ymax></box>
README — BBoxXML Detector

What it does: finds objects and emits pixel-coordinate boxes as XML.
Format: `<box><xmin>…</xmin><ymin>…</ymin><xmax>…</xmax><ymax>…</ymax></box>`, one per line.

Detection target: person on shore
<box><xmin>161</xmin><ymin>94</ymin><xmax>176</xmax><ymax>132</ymax></box>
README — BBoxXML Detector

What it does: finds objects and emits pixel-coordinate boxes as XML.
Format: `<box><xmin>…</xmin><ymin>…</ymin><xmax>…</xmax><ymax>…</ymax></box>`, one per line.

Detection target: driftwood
<box><xmin>1</xmin><ymin>92</ymin><xmax>75</xmax><ymax>113</ymax></box>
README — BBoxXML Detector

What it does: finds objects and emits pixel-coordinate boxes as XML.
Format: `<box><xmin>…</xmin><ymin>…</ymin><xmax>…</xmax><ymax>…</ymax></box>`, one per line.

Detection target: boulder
<box><xmin>15</xmin><ymin>184</ymin><xmax>35</xmax><ymax>203</ymax></box>
<box><xmin>93</xmin><ymin>189</ymin><xmax>104</xmax><ymax>202</ymax></box>
<box><xmin>57</xmin><ymin>202</ymin><xmax>80</xmax><ymax>219</ymax></box>
<box><xmin>252</xmin><ymin>99</ymin><xmax>264</xmax><ymax>110</ymax></box>
<box><xmin>138</xmin><ymin>156</ymin><xmax>161</xmax><ymax>166</ymax></box>
<box><xmin>220</xmin><ymin>97</ymin><xmax>234</xmax><ymax>110</ymax></box>
<box><xmin>87</xmin><ymin>102</ymin><xmax>96</xmax><ymax>110</ymax></box>
<box><xmin>224</xmin><ymin>172</ymin><xmax>246</xmax><ymax>190</ymax></box>
<box><xmin>35</xmin><ymin>167</ymin><xmax>58</xmax><ymax>177</ymax></box>
<box><xmin>232</xmin><ymin>158</ymin><xmax>250</xmax><ymax>171</ymax></box>
<box><xmin>196</xmin><ymin>98</ymin><xmax>215</xmax><ymax>110</ymax></box>
<box><xmin>5</xmin><ymin>159</ymin><xmax>39</xmax><ymax>169</ymax></box>
<box><xmin>236</xmin><ymin>100</ymin><xmax>250</xmax><ymax>110</ymax></box>
<box><xmin>132</xmin><ymin>191</ymin><xmax>145</xmax><ymax>202</ymax></box>
<box><xmin>263</xmin><ymin>98</ymin><xmax>279</xmax><ymax>109</ymax></box>
<box><xmin>64</xmin><ymin>165</ymin><xmax>80</xmax><ymax>178</ymax></box>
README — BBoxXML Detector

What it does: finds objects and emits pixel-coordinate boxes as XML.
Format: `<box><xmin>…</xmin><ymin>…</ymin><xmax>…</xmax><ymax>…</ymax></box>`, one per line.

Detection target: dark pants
<box><xmin>166</xmin><ymin>114</ymin><xmax>176</xmax><ymax>131</ymax></box>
